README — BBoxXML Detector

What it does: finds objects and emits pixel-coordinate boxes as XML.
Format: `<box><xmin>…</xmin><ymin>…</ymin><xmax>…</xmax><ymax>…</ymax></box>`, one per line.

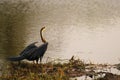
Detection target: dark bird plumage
<box><xmin>7</xmin><ymin>27</ymin><xmax>48</xmax><ymax>63</ymax></box>
<box><xmin>19</xmin><ymin>42</ymin><xmax>38</xmax><ymax>56</ymax></box>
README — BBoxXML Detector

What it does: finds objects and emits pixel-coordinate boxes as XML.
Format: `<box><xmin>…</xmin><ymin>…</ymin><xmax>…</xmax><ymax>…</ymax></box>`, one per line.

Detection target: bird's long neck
<box><xmin>40</xmin><ymin>29</ymin><xmax>46</xmax><ymax>43</ymax></box>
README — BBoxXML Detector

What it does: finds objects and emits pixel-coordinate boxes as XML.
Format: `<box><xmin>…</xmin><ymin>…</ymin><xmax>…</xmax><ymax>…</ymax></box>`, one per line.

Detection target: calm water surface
<box><xmin>0</xmin><ymin>0</ymin><xmax>120</xmax><ymax>64</ymax></box>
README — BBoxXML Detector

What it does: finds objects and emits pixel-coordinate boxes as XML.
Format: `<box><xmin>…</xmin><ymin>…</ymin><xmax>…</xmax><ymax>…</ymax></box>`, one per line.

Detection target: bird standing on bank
<box><xmin>7</xmin><ymin>27</ymin><xmax>48</xmax><ymax>64</ymax></box>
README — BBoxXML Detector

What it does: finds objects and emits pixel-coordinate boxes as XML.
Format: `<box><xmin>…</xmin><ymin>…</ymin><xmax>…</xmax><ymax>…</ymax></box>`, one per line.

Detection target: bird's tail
<box><xmin>7</xmin><ymin>56</ymin><xmax>25</xmax><ymax>61</ymax></box>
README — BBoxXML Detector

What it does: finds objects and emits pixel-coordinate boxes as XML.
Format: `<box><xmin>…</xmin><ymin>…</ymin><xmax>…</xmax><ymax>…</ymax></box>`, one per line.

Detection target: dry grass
<box><xmin>0</xmin><ymin>57</ymin><xmax>120</xmax><ymax>80</ymax></box>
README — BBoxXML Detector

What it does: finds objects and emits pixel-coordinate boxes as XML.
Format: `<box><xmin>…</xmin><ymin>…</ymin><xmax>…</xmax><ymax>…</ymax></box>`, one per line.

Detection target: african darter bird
<box><xmin>7</xmin><ymin>27</ymin><xmax>48</xmax><ymax>64</ymax></box>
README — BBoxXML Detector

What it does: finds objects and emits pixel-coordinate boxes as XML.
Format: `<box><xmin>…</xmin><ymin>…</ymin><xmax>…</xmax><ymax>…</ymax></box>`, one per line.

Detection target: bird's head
<box><xmin>40</xmin><ymin>27</ymin><xmax>46</xmax><ymax>32</ymax></box>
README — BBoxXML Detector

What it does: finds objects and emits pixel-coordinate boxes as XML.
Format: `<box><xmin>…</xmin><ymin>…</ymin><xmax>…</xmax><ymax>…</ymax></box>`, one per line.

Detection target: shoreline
<box><xmin>0</xmin><ymin>57</ymin><xmax>120</xmax><ymax>80</ymax></box>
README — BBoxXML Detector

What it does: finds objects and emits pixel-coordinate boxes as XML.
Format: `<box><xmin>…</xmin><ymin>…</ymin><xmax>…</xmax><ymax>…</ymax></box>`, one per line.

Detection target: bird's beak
<box><xmin>40</xmin><ymin>27</ymin><xmax>46</xmax><ymax>31</ymax></box>
<box><xmin>42</xmin><ymin>27</ymin><xmax>46</xmax><ymax>31</ymax></box>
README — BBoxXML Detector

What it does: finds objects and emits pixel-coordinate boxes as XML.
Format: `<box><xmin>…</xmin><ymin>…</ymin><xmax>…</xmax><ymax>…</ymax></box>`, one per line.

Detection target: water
<box><xmin>70</xmin><ymin>67</ymin><xmax>120</xmax><ymax>80</ymax></box>
<box><xmin>0</xmin><ymin>0</ymin><xmax>120</xmax><ymax>64</ymax></box>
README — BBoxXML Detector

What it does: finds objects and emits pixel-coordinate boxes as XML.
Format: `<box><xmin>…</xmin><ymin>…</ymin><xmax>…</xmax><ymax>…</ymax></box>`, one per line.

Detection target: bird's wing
<box><xmin>29</xmin><ymin>43</ymin><xmax>48</xmax><ymax>59</ymax></box>
<box><xmin>21</xmin><ymin>47</ymin><xmax>38</xmax><ymax>59</ymax></box>
<box><xmin>27</xmin><ymin>45</ymin><xmax>46</xmax><ymax>60</ymax></box>
<box><xmin>19</xmin><ymin>42</ymin><xmax>38</xmax><ymax>55</ymax></box>
<box><xmin>7</xmin><ymin>47</ymin><xmax>38</xmax><ymax>61</ymax></box>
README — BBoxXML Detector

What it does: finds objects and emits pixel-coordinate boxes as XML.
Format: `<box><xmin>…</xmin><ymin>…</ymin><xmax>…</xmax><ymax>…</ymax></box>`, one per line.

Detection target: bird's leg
<box><xmin>35</xmin><ymin>59</ymin><xmax>39</xmax><ymax>68</ymax></box>
<box><xmin>40</xmin><ymin>56</ymin><xmax>43</xmax><ymax>64</ymax></box>
<box><xmin>33</xmin><ymin>60</ymin><xmax>35</xmax><ymax>64</ymax></box>
<box><xmin>36</xmin><ymin>59</ymin><xmax>39</xmax><ymax>64</ymax></box>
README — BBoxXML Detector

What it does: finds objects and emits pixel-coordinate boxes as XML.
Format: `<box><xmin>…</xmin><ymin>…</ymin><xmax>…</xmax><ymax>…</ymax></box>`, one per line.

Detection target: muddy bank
<box><xmin>0</xmin><ymin>58</ymin><xmax>120</xmax><ymax>80</ymax></box>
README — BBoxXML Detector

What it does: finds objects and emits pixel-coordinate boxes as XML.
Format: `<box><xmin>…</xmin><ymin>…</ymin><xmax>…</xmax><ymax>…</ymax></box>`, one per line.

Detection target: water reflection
<box><xmin>0</xmin><ymin>0</ymin><xmax>120</xmax><ymax>64</ymax></box>
<box><xmin>0</xmin><ymin>0</ymin><xmax>28</xmax><ymax>57</ymax></box>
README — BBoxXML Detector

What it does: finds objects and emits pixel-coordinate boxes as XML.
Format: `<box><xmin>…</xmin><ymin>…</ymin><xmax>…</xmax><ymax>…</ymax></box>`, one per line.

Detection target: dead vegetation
<box><xmin>0</xmin><ymin>56</ymin><xmax>120</xmax><ymax>80</ymax></box>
